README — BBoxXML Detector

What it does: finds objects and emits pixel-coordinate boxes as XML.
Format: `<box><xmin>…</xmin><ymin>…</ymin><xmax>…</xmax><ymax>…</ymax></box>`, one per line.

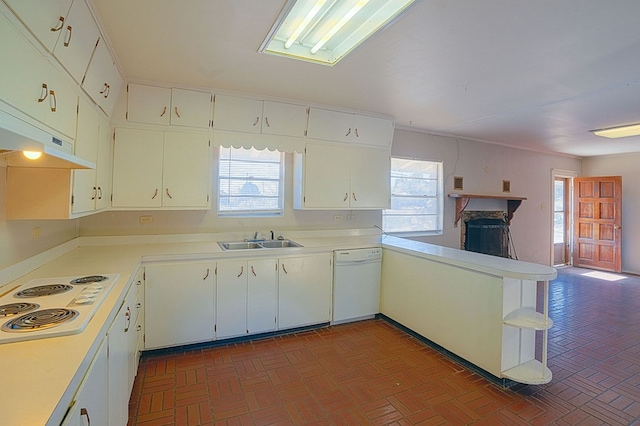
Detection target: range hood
<box><xmin>0</xmin><ymin>110</ymin><xmax>95</xmax><ymax>169</ymax></box>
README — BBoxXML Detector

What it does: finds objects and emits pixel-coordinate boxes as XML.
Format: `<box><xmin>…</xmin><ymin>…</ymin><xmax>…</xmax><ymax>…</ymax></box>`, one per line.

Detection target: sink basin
<box><xmin>218</xmin><ymin>241</ymin><xmax>262</xmax><ymax>251</ymax></box>
<box><xmin>260</xmin><ymin>240</ymin><xmax>303</xmax><ymax>248</ymax></box>
<box><xmin>218</xmin><ymin>239</ymin><xmax>303</xmax><ymax>251</ymax></box>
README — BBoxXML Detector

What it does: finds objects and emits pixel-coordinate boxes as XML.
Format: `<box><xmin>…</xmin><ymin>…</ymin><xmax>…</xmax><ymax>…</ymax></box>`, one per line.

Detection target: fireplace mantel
<box><xmin>448</xmin><ymin>194</ymin><xmax>527</xmax><ymax>227</ymax></box>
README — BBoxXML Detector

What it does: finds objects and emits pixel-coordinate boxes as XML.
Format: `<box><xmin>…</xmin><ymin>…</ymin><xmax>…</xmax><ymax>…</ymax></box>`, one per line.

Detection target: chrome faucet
<box><xmin>254</xmin><ymin>231</ymin><xmax>259</xmax><ymax>240</ymax></box>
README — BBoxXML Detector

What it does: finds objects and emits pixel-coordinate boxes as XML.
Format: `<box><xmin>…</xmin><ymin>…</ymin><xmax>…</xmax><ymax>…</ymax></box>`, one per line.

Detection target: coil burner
<box><xmin>2</xmin><ymin>308</ymin><xmax>79</xmax><ymax>332</ymax></box>
<box><xmin>0</xmin><ymin>303</ymin><xmax>39</xmax><ymax>317</ymax></box>
<box><xmin>14</xmin><ymin>284</ymin><xmax>74</xmax><ymax>298</ymax></box>
<box><xmin>69</xmin><ymin>275</ymin><xmax>109</xmax><ymax>285</ymax></box>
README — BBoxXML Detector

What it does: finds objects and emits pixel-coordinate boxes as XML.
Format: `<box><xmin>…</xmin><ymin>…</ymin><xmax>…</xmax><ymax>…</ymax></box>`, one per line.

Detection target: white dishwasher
<box><xmin>332</xmin><ymin>248</ymin><xmax>383</xmax><ymax>324</ymax></box>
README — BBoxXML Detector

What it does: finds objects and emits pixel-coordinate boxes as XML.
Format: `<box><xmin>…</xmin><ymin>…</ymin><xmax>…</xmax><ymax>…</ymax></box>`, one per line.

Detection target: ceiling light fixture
<box><xmin>591</xmin><ymin>123</ymin><xmax>640</xmax><ymax>139</ymax></box>
<box><xmin>260</xmin><ymin>0</ymin><xmax>419</xmax><ymax>66</ymax></box>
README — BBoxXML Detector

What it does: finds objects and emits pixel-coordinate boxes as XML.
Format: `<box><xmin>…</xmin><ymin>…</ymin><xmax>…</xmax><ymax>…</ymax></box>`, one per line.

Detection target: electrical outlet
<box><xmin>32</xmin><ymin>227</ymin><xmax>41</xmax><ymax>239</ymax></box>
<box><xmin>139</xmin><ymin>215</ymin><xmax>153</xmax><ymax>224</ymax></box>
<box><xmin>333</xmin><ymin>215</ymin><xmax>342</xmax><ymax>221</ymax></box>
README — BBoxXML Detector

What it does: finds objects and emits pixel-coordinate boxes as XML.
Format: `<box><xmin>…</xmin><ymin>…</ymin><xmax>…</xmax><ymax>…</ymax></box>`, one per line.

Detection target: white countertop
<box><xmin>0</xmin><ymin>230</ymin><xmax>555</xmax><ymax>425</ymax></box>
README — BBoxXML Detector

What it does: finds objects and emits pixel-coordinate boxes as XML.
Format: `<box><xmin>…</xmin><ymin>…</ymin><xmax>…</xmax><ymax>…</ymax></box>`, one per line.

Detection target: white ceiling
<box><xmin>91</xmin><ymin>0</ymin><xmax>640</xmax><ymax>157</ymax></box>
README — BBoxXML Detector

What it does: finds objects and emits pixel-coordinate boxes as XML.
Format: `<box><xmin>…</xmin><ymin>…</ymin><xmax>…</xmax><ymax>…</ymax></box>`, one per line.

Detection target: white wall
<box><xmin>0</xmin><ymin>166</ymin><xmax>78</xmax><ymax>270</ymax></box>
<box><xmin>392</xmin><ymin>129</ymin><xmax>582</xmax><ymax>265</ymax></box>
<box><xmin>583</xmin><ymin>153</ymin><xmax>640</xmax><ymax>274</ymax></box>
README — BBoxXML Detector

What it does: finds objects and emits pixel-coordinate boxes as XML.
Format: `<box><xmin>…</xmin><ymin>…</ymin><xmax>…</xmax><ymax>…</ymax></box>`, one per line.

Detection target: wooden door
<box><xmin>572</xmin><ymin>176</ymin><xmax>622</xmax><ymax>272</ymax></box>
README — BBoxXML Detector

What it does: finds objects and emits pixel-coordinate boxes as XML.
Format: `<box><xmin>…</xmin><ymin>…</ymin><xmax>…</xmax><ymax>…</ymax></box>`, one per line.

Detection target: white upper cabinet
<box><xmin>112</xmin><ymin>128</ymin><xmax>212</xmax><ymax>209</ymax></box>
<box><xmin>213</xmin><ymin>94</ymin><xmax>308</xmax><ymax>137</ymax></box>
<box><xmin>0</xmin><ymin>10</ymin><xmax>77</xmax><ymax>140</ymax></box>
<box><xmin>71</xmin><ymin>98</ymin><xmax>100</xmax><ymax>215</ymax></box>
<box><xmin>4</xmin><ymin>0</ymin><xmax>73</xmax><ymax>52</ymax></box>
<box><xmin>306</xmin><ymin>107</ymin><xmax>394</xmax><ymax>147</ymax></box>
<box><xmin>294</xmin><ymin>143</ymin><xmax>390</xmax><ymax>210</ymax></box>
<box><xmin>51</xmin><ymin>0</ymin><xmax>100</xmax><ymax>84</ymax></box>
<box><xmin>81</xmin><ymin>39</ymin><xmax>123</xmax><ymax>116</ymax></box>
<box><xmin>127</xmin><ymin>84</ymin><xmax>212</xmax><ymax>129</ymax></box>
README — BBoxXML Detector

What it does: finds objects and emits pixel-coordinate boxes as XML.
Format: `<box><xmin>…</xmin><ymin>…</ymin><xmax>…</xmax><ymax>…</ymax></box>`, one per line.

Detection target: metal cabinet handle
<box><xmin>281</xmin><ymin>264</ymin><xmax>288</xmax><ymax>274</ymax></box>
<box><xmin>80</xmin><ymin>408</ymin><xmax>91</xmax><ymax>425</ymax></box>
<box><xmin>63</xmin><ymin>25</ymin><xmax>72</xmax><ymax>47</ymax></box>
<box><xmin>124</xmin><ymin>306</ymin><xmax>131</xmax><ymax>332</ymax></box>
<box><xmin>160</xmin><ymin>106</ymin><xmax>167</xmax><ymax>117</ymax></box>
<box><xmin>165</xmin><ymin>188</ymin><xmax>173</xmax><ymax>199</ymax></box>
<box><xmin>237</xmin><ymin>266</ymin><xmax>244</xmax><ymax>277</ymax></box>
<box><xmin>264</xmin><ymin>117</ymin><xmax>270</xmax><ymax>127</ymax></box>
<box><xmin>253</xmin><ymin>116</ymin><xmax>260</xmax><ymax>127</ymax></box>
<box><xmin>104</xmin><ymin>84</ymin><xmax>110</xmax><ymax>99</ymax></box>
<box><xmin>345</xmin><ymin>127</ymin><xmax>351</xmax><ymax>137</ymax></box>
<box><xmin>136</xmin><ymin>280</ymin><xmax>142</xmax><ymax>286</ymax></box>
<box><xmin>136</xmin><ymin>302</ymin><xmax>142</xmax><ymax>309</ymax></box>
<box><xmin>151</xmin><ymin>189</ymin><xmax>158</xmax><ymax>199</ymax></box>
<box><xmin>91</xmin><ymin>187</ymin><xmax>97</xmax><ymax>200</ymax></box>
<box><xmin>99</xmin><ymin>83</ymin><xmax>108</xmax><ymax>95</ymax></box>
<box><xmin>49</xmin><ymin>90</ymin><xmax>57</xmax><ymax>112</ymax></box>
<box><xmin>251</xmin><ymin>266</ymin><xmax>256</xmax><ymax>276</ymax></box>
<box><xmin>97</xmin><ymin>187</ymin><xmax>102</xmax><ymax>200</ymax></box>
<box><xmin>51</xmin><ymin>16</ymin><xmax>64</xmax><ymax>32</ymax></box>
<box><xmin>38</xmin><ymin>83</ymin><xmax>48</xmax><ymax>102</ymax></box>
<box><xmin>355</xmin><ymin>128</ymin><xmax>359</xmax><ymax>137</ymax></box>
<box><xmin>174</xmin><ymin>106</ymin><xmax>181</xmax><ymax>118</ymax></box>
<box><xmin>136</xmin><ymin>324</ymin><xmax>142</xmax><ymax>332</ymax></box>
<box><xmin>203</xmin><ymin>268</ymin><xmax>210</xmax><ymax>280</ymax></box>
<box><xmin>343</xmin><ymin>193</ymin><xmax>348</xmax><ymax>202</ymax></box>
<box><xmin>352</xmin><ymin>192</ymin><xmax>357</xmax><ymax>202</ymax></box>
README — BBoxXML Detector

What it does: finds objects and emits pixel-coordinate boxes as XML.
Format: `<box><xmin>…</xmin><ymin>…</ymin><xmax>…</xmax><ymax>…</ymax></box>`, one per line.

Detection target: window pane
<box><xmin>383</xmin><ymin>158</ymin><xmax>443</xmax><ymax>233</ymax></box>
<box><xmin>554</xmin><ymin>212</ymin><xmax>565</xmax><ymax>243</ymax></box>
<box><xmin>554</xmin><ymin>180</ymin><xmax>564</xmax><ymax>212</ymax></box>
<box><xmin>218</xmin><ymin>147</ymin><xmax>284</xmax><ymax>215</ymax></box>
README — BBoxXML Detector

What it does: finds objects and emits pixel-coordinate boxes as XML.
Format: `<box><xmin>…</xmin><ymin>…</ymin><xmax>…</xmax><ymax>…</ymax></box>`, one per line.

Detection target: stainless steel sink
<box><xmin>218</xmin><ymin>239</ymin><xmax>303</xmax><ymax>251</ymax></box>
<box><xmin>218</xmin><ymin>241</ymin><xmax>262</xmax><ymax>251</ymax></box>
<box><xmin>259</xmin><ymin>240</ymin><xmax>303</xmax><ymax>248</ymax></box>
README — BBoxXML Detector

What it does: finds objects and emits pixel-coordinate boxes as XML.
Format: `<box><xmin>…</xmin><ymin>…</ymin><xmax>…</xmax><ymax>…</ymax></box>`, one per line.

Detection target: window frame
<box><xmin>382</xmin><ymin>156</ymin><xmax>444</xmax><ymax>236</ymax></box>
<box><xmin>217</xmin><ymin>146</ymin><xmax>285</xmax><ymax>217</ymax></box>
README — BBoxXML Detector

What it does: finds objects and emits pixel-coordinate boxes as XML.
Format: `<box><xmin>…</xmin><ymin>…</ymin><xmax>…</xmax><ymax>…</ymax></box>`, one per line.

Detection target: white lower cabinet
<box><xmin>145</xmin><ymin>262</ymin><xmax>215</xmax><ymax>349</ymax></box>
<box><xmin>61</xmin><ymin>338</ymin><xmax>109</xmax><ymax>426</ymax></box>
<box><xmin>216</xmin><ymin>258</ymin><xmax>277</xmax><ymax>339</ymax></box>
<box><xmin>278</xmin><ymin>254</ymin><xmax>333</xmax><ymax>329</ymax></box>
<box><xmin>108</xmin><ymin>282</ymin><xmax>138</xmax><ymax>426</ymax></box>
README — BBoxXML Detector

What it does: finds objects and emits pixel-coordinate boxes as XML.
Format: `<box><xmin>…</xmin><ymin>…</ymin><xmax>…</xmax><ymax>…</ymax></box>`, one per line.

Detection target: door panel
<box><xmin>572</xmin><ymin>176</ymin><xmax>622</xmax><ymax>272</ymax></box>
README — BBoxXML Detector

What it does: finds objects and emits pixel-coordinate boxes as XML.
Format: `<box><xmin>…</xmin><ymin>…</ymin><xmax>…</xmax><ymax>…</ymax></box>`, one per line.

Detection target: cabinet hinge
<box><xmin>71</xmin><ymin>195</ymin><xmax>74</xmax><ymax>205</ymax></box>
<box><xmin>81</xmin><ymin>76</ymin><xmax>85</xmax><ymax>85</ymax></box>
<box><xmin>110</xmin><ymin>194</ymin><xmax>113</xmax><ymax>202</ymax></box>
<box><xmin>207</xmin><ymin>195</ymin><xmax>210</xmax><ymax>202</ymax></box>
<box><xmin>126</xmin><ymin>84</ymin><xmax>129</xmax><ymax>92</ymax></box>
<box><xmin>208</xmin><ymin>140</ymin><xmax>211</xmax><ymax>147</ymax></box>
<box><xmin>126</xmin><ymin>111</ymin><xmax>128</xmax><ymax>120</ymax></box>
<box><xmin>214</xmin><ymin>324</ymin><xmax>216</xmax><ymax>332</ymax></box>
<box><xmin>76</xmin><ymin>103</ymin><xmax>79</xmax><ymax>114</ymax></box>
<box><xmin>215</xmin><ymin>266</ymin><xmax>217</xmax><ymax>275</ymax></box>
<box><xmin>304</xmin><ymin>129</ymin><xmax>307</xmax><ymax>137</ymax></box>
<box><xmin>143</xmin><ymin>271</ymin><xmax>146</xmax><ymax>280</ymax></box>
<box><xmin>113</xmin><ymin>131</ymin><xmax>116</xmax><ymax>141</ymax></box>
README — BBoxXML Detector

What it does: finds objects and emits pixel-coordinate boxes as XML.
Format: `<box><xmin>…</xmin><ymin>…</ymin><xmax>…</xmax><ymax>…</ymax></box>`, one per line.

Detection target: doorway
<box><xmin>553</xmin><ymin>177</ymin><xmax>571</xmax><ymax>266</ymax></box>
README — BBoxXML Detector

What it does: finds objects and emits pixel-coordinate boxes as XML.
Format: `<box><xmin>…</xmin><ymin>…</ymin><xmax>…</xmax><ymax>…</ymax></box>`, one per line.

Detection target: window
<box><xmin>218</xmin><ymin>146</ymin><xmax>284</xmax><ymax>216</ymax></box>
<box><xmin>383</xmin><ymin>158</ymin><xmax>443</xmax><ymax>234</ymax></box>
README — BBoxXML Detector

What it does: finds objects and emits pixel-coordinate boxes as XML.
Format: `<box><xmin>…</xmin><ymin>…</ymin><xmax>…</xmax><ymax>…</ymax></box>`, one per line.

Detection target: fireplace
<box><xmin>460</xmin><ymin>211</ymin><xmax>510</xmax><ymax>258</ymax></box>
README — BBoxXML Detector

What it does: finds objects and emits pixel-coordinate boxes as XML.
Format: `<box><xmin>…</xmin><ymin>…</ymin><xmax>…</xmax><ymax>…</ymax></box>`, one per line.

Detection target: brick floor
<box><xmin>129</xmin><ymin>267</ymin><xmax>640</xmax><ymax>425</ymax></box>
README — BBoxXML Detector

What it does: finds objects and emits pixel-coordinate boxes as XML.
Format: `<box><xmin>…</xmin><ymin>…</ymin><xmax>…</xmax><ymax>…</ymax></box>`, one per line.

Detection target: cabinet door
<box><xmin>302</xmin><ymin>143</ymin><xmax>350</xmax><ymax>208</ymax></box>
<box><xmin>306</xmin><ymin>107</ymin><xmax>353</xmax><ymax>143</ymax></box>
<box><xmin>94</xmin><ymin>115</ymin><xmax>112</xmax><ymax>211</ymax></box>
<box><xmin>52</xmin><ymin>0</ymin><xmax>100</xmax><ymax>84</ymax></box>
<box><xmin>61</xmin><ymin>339</ymin><xmax>108</xmax><ymax>426</ymax></box>
<box><xmin>213</xmin><ymin>94</ymin><xmax>263</xmax><ymax>133</ymax></box>
<box><xmin>278</xmin><ymin>254</ymin><xmax>332</xmax><ymax>329</ymax></box>
<box><xmin>216</xmin><ymin>260</ymin><xmax>248</xmax><ymax>339</ymax></box>
<box><xmin>112</xmin><ymin>128</ymin><xmax>164</xmax><ymax>208</ymax></box>
<box><xmin>145</xmin><ymin>262</ymin><xmax>215</xmax><ymax>349</ymax></box>
<box><xmin>261</xmin><ymin>101</ymin><xmax>308</xmax><ymax>137</ymax></box>
<box><xmin>82</xmin><ymin>39</ymin><xmax>123</xmax><ymax>116</ymax></box>
<box><xmin>108</xmin><ymin>287</ymin><xmax>136</xmax><ymax>426</ymax></box>
<box><xmin>170</xmin><ymin>88</ymin><xmax>212</xmax><ymax>128</ymax></box>
<box><xmin>247</xmin><ymin>259</ymin><xmax>277</xmax><ymax>334</ymax></box>
<box><xmin>71</xmin><ymin>98</ymin><xmax>99</xmax><ymax>215</ymax></box>
<box><xmin>353</xmin><ymin>114</ymin><xmax>394</xmax><ymax>147</ymax></box>
<box><xmin>127</xmin><ymin>83</ymin><xmax>171</xmax><ymax>125</ymax></box>
<box><xmin>162</xmin><ymin>132</ymin><xmax>211</xmax><ymax>208</ymax></box>
<box><xmin>4</xmin><ymin>0</ymin><xmax>73</xmax><ymax>52</ymax></box>
<box><xmin>44</xmin><ymin>63</ymin><xmax>79</xmax><ymax>139</ymax></box>
<box><xmin>349</xmin><ymin>147</ymin><xmax>391</xmax><ymax>209</ymax></box>
<box><xmin>0</xmin><ymin>11</ymin><xmax>52</xmax><ymax>122</ymax></box>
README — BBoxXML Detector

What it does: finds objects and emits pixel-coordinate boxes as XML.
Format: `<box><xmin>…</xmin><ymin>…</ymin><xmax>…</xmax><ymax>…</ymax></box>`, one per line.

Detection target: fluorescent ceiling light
<box><xmin>260</xmin><ymin>0</ymin><xmax>419</xmax><ymax>66</ymax></box>
<box><xmin>591</xmin><ymin>123</ymin><xmax>640</xmax><ymax>139</ymax></box>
